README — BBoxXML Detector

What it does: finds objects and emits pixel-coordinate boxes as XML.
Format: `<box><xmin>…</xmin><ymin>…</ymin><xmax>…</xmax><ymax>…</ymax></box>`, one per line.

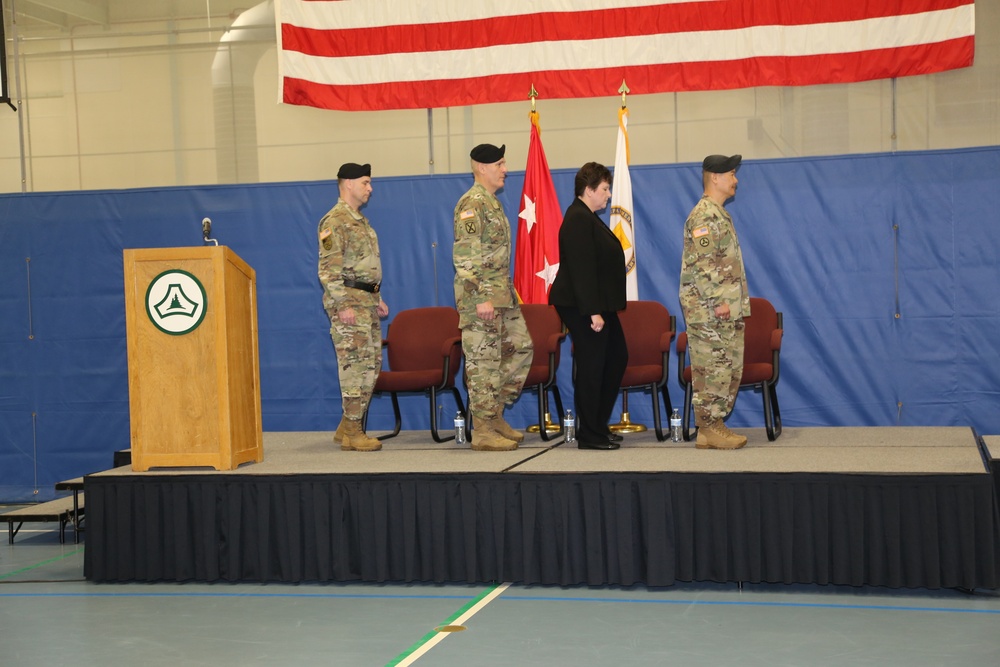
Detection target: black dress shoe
<box><xmin>606</xmin><ymin>432</ymin><xmax>623</xmax><ymax>443</ymax></box>
<box><xmin>577</xmin><ymin>438</ymin><xmax>620</xmax><ymax>450</ymax></box>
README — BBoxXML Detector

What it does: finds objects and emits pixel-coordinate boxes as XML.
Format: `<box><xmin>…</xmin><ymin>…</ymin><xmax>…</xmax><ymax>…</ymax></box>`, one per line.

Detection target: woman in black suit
<box><xmin>549</xmin><ymin>162</ymin><xmax>628</xmax><ymax>450</ymax></box>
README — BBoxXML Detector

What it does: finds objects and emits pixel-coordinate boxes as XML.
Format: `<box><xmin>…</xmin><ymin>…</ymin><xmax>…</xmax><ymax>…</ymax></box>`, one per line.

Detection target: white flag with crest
<box><xmin>610</xmin><ymin>107</ymin><xmax>637</xmax><ymax>300</ymax></box>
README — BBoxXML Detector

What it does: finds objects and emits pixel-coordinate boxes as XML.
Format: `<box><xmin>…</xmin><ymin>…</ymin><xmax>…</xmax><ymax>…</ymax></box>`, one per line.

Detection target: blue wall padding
<box><xmin>1</xmin><ymin>147</ymin><xmax>999</xmax><ymax>500</ymax></box>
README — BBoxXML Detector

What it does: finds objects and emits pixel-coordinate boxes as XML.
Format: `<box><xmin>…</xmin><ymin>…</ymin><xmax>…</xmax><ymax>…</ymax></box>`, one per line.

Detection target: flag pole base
<box><xmin>609</xmin><ymin>412</ymin><xmax>647</xmax><ymax>434</ymax></box>
<box><xmin>526</xmin><ymin>412</ymin><xmax>561</xmax><ymax>433</ymax></box>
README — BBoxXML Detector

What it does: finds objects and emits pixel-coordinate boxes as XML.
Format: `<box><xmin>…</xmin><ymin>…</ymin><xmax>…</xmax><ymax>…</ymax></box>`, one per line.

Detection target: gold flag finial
<box><xmin>528</xmin><ymin>85</ymin><xmax>541</xmax><ymax>128</ymax></box>
<box><xmin>618</xmin><ymin>79</ymin><xmax>630</xmax><ymax>108</ymax></box>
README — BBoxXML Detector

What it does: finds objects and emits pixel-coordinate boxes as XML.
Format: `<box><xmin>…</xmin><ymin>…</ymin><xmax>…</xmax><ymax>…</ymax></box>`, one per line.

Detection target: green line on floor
<box><xmin>0</xmin><ymin>548</ymin><xmax>84</xmax><ymax>581</ymax></box>
<box><xmin>386</xmin><ymin>582</ymin><xmax>509</xmax><ymax>666</ymax></box>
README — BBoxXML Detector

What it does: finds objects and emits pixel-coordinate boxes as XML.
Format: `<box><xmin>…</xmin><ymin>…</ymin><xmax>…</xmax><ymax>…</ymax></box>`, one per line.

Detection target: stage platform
<box><xmin>83</xmin><ymin>426</ymin><xmax>1000</xmax><ymax>589</ymax></box>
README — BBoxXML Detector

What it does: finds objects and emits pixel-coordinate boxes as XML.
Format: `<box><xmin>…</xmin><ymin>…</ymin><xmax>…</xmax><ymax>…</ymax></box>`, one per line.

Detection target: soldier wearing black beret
<box><xmin>318</xmin><ymin>161</ymin><xmax>389</xmax><ymax>451</ymax></box>
<box><xmin>702</xmin><ymin>154</ymin><xmax>742</xmax><ymax>174</ymax></box>
<box><xmin>452</xmin><ymin>143</ymin><xmax>533</xmax><ymax>451</ymax></box>
<box><xmin>469</xmin><ymin>143</ymin><xmax>505</xmax><ymax>164</ymax></box>
<box><xmin>337</xmin><ymin>162</ymin><xmax>371</xmax><ymax>180</ymax></box>
<box><xmin>679</xmin><ymin>154</ymin><xmax>750</xmax><ymax>450</ymax></box>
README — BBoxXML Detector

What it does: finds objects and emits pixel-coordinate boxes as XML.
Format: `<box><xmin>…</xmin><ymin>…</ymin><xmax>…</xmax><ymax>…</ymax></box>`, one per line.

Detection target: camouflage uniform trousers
<box><xmin>329</xmin><ymin>305</ymin><xmax>382</xmax><ymax>420</ymax></box>
<box><xmin>462</xmin><ymin>307</ymin><xmax>533</xmax><ymax>421</ymax></box>
<box><xmin>687</xmin><ymin>319</ymin><xmax>745</xmax><ymax>423</ymax></box>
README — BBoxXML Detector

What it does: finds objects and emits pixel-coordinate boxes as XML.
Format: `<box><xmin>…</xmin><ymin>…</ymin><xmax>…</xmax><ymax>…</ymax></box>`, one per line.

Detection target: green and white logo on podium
<box><xmin>145</xmin><ymin>269</ymin><xmax>207</xmax><ymax>335</ymax></box>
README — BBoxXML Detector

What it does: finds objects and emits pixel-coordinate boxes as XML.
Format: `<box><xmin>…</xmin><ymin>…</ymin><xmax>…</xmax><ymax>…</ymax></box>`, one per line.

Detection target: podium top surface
<box><xmin>124</xmin><ymin>246</ymin><xmax>253</xmax><ymax>276</ymax></box>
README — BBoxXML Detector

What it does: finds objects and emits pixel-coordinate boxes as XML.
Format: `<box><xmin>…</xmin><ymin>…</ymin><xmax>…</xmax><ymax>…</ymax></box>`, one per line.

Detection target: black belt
<box><xmin>343</xmin><ymin>278</ymin><xmax>380</xmax><ymax>293</ymax></box>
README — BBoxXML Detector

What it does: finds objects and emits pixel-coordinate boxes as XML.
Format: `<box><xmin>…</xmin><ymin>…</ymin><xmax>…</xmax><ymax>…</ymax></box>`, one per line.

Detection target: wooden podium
<box><xmin>123</xmin><ymin>246</ymin><xmax>263</xmax><ymax>471</ymax></box>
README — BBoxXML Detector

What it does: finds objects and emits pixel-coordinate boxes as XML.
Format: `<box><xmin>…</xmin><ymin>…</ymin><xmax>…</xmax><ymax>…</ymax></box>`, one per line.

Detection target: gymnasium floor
<box><xmin>3</xmin><ymin>526</ymin><xmax>999</xmax><ymax>666</ymax></box>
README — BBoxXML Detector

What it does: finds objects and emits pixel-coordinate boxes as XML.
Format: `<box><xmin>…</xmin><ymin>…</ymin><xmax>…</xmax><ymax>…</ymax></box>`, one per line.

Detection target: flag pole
<box><xmin>522</xmin><ymin>83</ymin><xmax>561</xmax><ymax>436</ymax></box>
<box><xmin>609</xmin><ymin>79</ymin><xmax>647</xmax><ymax>435</ymax></box>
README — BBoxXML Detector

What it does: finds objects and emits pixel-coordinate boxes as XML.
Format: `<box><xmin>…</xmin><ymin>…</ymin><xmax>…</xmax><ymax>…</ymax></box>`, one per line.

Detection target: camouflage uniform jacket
<box><xmin>453</xmin><ymin>183</ymin><xmax>518</xmax><ymax>328</ymax></box>
<box><xmin>679</xmin><ymin>195</ymin><xmax>750</xmax><ymax>324</ymax></box>
<box><xmin>318</xmin><ymin>198</ymin><xmax>382</xmax><ymax>313</ymax></box>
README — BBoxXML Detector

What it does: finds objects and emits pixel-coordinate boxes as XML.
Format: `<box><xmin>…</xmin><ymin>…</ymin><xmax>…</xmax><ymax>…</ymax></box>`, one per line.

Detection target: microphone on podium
<box><xmin>202</xmin><ymin>217</ymin><xmax>218</xmax><ymax>246</ymax></box>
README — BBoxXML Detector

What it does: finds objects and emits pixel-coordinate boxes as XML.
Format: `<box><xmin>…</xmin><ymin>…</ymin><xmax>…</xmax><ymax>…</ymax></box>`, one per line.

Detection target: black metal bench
<box><xmin>54</xmin><ymin>477</ymin><xmax>86</xmax><ymax>541</ymax></box>
<box><xmin>2</xmin><ymin>493</ymin><xmax>84</xmax><ymax>544</ymax></box>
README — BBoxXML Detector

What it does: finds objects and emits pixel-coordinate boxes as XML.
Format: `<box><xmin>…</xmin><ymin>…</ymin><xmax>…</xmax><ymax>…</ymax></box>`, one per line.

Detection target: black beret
<box><xmin>470</xmin><ymin>143</ymin><xmax>506</xmax><ymax>164</ymax></box>
<box><xmin>337</xmin><ymin>162</ymin><xmax>371</xmax><ymax>179</ymax></box>
<box><xmin>702</xmin><ymin>154</ymin><xmax>742</xmax><ymax>173</ymax></box>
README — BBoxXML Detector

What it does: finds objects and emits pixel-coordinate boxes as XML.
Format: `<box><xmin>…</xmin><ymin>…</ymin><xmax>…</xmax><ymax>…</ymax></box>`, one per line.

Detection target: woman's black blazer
<box><xmin>548</xmin><ymin>198</ymin><xmax>627</xmax><ymax>315</ymax></box>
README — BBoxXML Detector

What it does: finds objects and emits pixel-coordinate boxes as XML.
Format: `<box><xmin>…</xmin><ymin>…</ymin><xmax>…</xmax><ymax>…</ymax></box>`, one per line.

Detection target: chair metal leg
<box><xmin>681</xmin><ymin>382</ymin><xmax>696</xmax><ymax>441</ymax></box>
<box><xmin>763</xmin><ymin>381</ymin><xmax>782</xmax><ymax>441</ymax></box>
<box><xmin>374</xmin><ymin>393</ymin><xmax>403</xmax><ymax>441</ymax></box>
<box><xmin>550</xmin><ymin>386</ymin><xmax>565</xmax><ymax>432</ymax></box>
<box><xmin>429</xmin><ymin>386</ymin><xmax>456</xmax><ymax>442</ymax></box>
<box><xmin>651</xmin><ymin>383</ymin><xmax>666</xmax><ymax>441</ymax></box>
<box><xmin>450</xmin><ymin>387</ymin><xmax>468</xmax><ymax>420</ymax></box>
<box><xmin>529</xmin><ymin>387</ymin><xmax>561</xmax><ymax>440</ymax></box>
<box><xmin>771</xmin><ymin>384</ymin><xmax>782</xmax><ymax>439</ymax></box>
<box><xmin>537</xmin><ymin>384</ymin><xmax>553</xmax><ymax>442</ymax></box>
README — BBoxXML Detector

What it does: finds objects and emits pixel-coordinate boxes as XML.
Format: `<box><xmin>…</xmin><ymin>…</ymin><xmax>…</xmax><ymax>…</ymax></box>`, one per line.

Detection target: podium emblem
<box><xmin>144</xmin><ymin>269</ymin><xmax>208</xmax><ymax>335</ymax></box>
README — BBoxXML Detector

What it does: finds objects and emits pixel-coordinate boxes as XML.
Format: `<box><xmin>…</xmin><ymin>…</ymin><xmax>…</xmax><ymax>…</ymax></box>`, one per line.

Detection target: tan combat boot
<box><xmin>333</xmin><ymin>416</ymin><xmax>347</xmax><ymax>446</ymax></box>
<box><xmin>716</xmin><ymin>422</ymin><xmax>748</xmax><ymax>448</ymax></box>
<box><xmin>471</xmin><ymin>422</ymin><xmax>518</xmax><ymax>451</ymax></box>
<box><xmin>695</xmin><ymin>420</ymin><xmax>746</xmax><ymax>450</ymax></box>
<box><xmin>341</xmin><ymin>419</ymin><xmax>382</xmax><ymax>452</ymax></box>
<box><xmin>491</xmin><ymin>413</ymin><xmax>525</xmax><ymax>443</ymax></box>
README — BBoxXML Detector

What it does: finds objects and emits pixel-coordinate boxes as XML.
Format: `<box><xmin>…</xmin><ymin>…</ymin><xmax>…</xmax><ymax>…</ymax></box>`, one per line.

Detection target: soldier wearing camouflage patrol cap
<box><xmin>679</xmin><ymin>154</ymin><xmax>750</xmax><ymax>450</ymax></box>
<box><xmin>318</xmin><ymin>162</ymin><xmax>390</xmax><ymax>452</ymax></box>
<box><xmin>453</xmin><ymin>143</ymin><xmax>533</xmax><ymax>451</ymax></box>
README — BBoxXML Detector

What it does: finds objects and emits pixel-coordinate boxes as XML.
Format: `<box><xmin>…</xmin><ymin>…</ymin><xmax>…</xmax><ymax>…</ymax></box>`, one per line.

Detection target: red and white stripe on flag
<box><xmin>275</xmin><ymin>0</ymin><xmax>975</xmax><ymax>112</ymax></box>
<box><xmin>514</xmin><ymin>112</ymin><xmax>563</xmax><ymax>305</ymax></box>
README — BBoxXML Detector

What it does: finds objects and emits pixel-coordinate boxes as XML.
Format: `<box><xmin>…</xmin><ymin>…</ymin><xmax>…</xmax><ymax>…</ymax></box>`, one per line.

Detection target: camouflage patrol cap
<box><xmin>470</xmin><ymin>143</ymin><xmax>505</xmax><ymax>164</ymax></box>
<box><xmin>337</xmin><ymin>162</ymin><xmax>371</xmax><ymax>179</ymax></box>
<box><xmin>702</xmin><ymin>154</ymin><xmax>742</xmax><ymax>173</ymax></box>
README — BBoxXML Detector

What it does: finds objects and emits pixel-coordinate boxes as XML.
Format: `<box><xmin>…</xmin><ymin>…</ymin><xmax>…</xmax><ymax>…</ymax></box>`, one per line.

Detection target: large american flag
<box><xmin>276</xmin><ymin>0</ymin><xmax>975</xmax><ymax>112</ymax></box>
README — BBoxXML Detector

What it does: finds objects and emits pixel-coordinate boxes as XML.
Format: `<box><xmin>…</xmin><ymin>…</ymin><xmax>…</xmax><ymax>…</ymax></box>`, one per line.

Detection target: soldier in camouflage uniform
<box><xmin>453</xmin><ymin>143</ymin><xmax>533</xmax><ymax>451</ymax></box>
<box><xmin>679</xmin><ymin>154</ymin><xmax>750</xmax><ymax>450</ymax></box>
<box><xmin>318</xmin><ymin>162</ymin><xmax>389</xmax><ymax>452</ymax></box>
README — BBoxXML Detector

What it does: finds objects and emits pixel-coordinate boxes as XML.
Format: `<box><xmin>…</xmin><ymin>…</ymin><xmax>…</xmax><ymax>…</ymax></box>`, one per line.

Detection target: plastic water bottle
<box><xmin>670</xmin><ymin>408</ymin><xmax>682</xmax><ymax>442</ymax></box>
<box><xmin>563</xmin><ymin>409</ymin><xmax>576</xmax><ymax>443</ymax></box>
<box><xmin>454</xmin><ymin>411</ymin><xmax>466</xmax><ymax>445</ymax></box>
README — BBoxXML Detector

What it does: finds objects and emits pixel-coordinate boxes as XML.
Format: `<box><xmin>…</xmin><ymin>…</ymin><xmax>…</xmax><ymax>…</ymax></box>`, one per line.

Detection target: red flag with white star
<box><xmin>514</xmin><ymin>111</ymin><xmax>563</xmax><ymax>304</ymax></box>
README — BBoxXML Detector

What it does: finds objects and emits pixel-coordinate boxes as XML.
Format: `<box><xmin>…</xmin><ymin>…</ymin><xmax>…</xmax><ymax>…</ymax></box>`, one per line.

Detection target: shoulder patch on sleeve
<box><xmin>320</xmin><ymin>228</ymin><xmax>332</xmax><ymax>240</ymax></box>
<box><xmin>692</xmin><ymin>226</ymin><xmax>710</xmax><ymax>238</ymax></box>
<box><xmin>460</xmin><ymin>209</ymin><xmax>476</xmax><ymax>220</ymax></box>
